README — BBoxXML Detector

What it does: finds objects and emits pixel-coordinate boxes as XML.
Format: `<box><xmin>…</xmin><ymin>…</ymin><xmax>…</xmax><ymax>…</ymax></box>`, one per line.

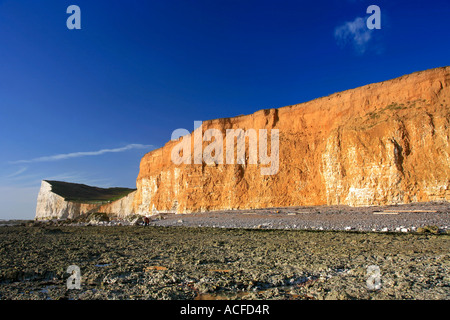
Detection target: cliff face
<box><xmin>98</xmin><ymin>191</ymin><xmax>136</xmax><ymax>219</ymax></box>
<box><xmin>134</xmin><ymin>67</ymin><xmax>450</xmax><ymax>214</ymax></box>
<box><xmin>35</xmin><ymin>181</ymin><xmax>136</xmax><ymax>220</ymax></box>
<box><xmin>35</xmin><ymin>181</ymin><xmax>99</xmax><ymax>220</ymax></box>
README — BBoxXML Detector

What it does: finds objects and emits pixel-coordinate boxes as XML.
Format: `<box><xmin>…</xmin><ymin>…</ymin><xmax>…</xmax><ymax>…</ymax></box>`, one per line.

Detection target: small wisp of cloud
<box><xmin>334</xmin><ymin>17</ymin><xmax>373</xmax><ymax>54</ymax></box>
<box><xmin>6</xmin><ymin>166</ymin><xmax>28</xmax><ymax>178</ymax></box>
<box><xmin>10</xmin><ymin>144</ymin><xmax>153</xmax><ymax>164</ymax></box>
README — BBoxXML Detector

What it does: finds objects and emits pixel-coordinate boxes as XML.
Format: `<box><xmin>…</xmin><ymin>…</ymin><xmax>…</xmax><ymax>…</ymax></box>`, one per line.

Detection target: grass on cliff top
<box><xmin>45</xmin><ymin>180</ymin><xmax>136</xmax><ymax>203</ymax></box>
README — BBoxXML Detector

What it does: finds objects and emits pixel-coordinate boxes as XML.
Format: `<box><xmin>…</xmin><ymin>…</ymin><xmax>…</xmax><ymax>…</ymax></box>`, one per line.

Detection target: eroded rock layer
<box><xmin>134</xmin><ymin>67</ymin><xmax>450</xmax><ymax>214</ymax></box>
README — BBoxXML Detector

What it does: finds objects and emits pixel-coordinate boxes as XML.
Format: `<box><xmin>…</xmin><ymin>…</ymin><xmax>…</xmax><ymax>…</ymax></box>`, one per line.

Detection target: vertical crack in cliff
<box><xmin>390</xmin><ymin>138</ymin><xmax>405</xmax><ymax>175</ymax></box>
<box><xmin>426</xmin><ymin>112</ymin><xmax>436</xmax><ymax>137</ymax></box>
<box><xmin>272</xmin><ymin>108</ymin><xmax>279</xmax><ymax>128</ymax></box>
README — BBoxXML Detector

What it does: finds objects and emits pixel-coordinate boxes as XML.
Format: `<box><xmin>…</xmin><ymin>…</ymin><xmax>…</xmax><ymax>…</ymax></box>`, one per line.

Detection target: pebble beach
<box><xmin>0</xmin><ymin>202</ymin><xmax>449</xmax><ymax>300</ymax></box>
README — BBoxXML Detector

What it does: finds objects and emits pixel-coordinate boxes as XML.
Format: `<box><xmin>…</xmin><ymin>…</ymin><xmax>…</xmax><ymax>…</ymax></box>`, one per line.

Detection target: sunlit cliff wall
<box><xmin>134</xmin><ymin>67</ymin><xmax>450</xmax><ymax>214</ymax></box>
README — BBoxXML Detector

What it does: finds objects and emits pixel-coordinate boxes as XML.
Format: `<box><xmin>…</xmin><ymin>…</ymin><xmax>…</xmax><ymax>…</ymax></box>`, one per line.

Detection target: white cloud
<box><xmin>6</xmin><ymin>166</ymin><xmax>28</xmax><ymax>178</ymax></box>
<box><xmin>334</xmin><ymin>17</ymin><xmax>373</xmax><ymax>54</ymax></box>
<box><xmin>10</xmin><ymin>144</ymin><xmax>153</xmax><ymax>164</ymax></box>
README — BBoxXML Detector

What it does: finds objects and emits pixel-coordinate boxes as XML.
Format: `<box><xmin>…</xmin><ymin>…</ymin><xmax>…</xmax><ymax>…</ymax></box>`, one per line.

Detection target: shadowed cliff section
<box><xmin>44</xmin><ymin>180</ymin><xmax>135</xmax><ymax>203</ymax></box>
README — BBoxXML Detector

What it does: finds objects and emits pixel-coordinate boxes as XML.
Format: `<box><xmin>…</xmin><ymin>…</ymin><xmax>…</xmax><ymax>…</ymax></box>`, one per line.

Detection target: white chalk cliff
<box><xmin>35</xmin><ymin>180</ymin><xmax>136</xmax><ymax>220</ymax></box>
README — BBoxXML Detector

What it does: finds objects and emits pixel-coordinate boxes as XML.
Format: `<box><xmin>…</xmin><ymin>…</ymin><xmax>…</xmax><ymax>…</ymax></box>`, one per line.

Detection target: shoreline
<box><xmin>15</xmin><ymin>202</ymin><xmax>450</xmax><ymax>234</ymax></box>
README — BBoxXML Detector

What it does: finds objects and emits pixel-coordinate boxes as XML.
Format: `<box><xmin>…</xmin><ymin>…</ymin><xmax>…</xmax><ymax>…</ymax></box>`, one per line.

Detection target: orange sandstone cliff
<box><xmin>134</xmin><ymin>67</ymin><xmax>450</xmax><ymax>214</ymax></box>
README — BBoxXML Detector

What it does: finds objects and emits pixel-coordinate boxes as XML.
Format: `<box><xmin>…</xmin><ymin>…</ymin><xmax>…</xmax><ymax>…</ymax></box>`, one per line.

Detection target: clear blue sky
<box><xmin>0</xmin><ymin>0</ymin><xmax>449</xmax><ymax>219</ymax></box>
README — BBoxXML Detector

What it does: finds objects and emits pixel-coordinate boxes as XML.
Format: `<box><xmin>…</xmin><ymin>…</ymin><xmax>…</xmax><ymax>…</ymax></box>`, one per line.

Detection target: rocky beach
<box><xmin>0</xmin><ymin>202</ymin><xmax>449</xmax><ymax>300</ymax></box>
